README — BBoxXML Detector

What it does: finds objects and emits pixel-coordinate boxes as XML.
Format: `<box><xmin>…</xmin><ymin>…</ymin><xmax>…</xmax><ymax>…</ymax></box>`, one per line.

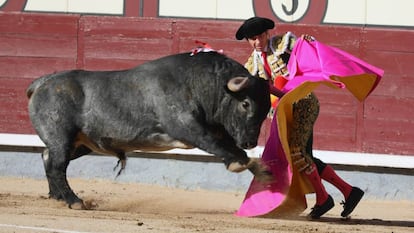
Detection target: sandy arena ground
<box><xmin>0</xmin><ymin>176</ymin><xmax>413</xmax><ymax>233</ymax></box>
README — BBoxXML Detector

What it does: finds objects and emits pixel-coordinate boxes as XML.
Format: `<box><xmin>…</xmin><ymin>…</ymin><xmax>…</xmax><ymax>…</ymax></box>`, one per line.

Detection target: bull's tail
<box><xmin>26</xmin><ymin>79</ymin><xmax>39</xmax><ymax>98</ymax></box>
<box><xmin>26</xmin><ymin>73</ymin><xmax>57</xmax><ymax>98</ymax></box>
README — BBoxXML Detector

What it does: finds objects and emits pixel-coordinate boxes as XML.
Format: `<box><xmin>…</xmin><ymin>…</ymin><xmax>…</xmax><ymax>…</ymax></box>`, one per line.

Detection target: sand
<box><xmin>0</xmin><ymin>176</ymin><xmax>413</xmax><ymax>233</ymax></box>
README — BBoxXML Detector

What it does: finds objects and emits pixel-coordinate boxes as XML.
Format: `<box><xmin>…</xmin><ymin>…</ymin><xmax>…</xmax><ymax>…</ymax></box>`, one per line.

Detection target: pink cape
<box><xmin>236</xmin><ymin>38</ymin><xmax>384</xmax><ymax>217</ymax></box>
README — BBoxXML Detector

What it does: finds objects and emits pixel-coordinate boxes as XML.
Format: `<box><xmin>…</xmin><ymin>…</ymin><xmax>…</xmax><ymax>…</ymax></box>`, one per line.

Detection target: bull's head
<box><xmin>223</xmin><ymin>76</ymin><xmax>270</xmax><ymax>149</ymax></box>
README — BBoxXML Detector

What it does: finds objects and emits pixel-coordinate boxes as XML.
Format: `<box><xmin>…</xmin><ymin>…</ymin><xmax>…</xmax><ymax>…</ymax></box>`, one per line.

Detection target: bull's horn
<box><xmin>227</xmin><ymin>77</ymin><xmax>249</xmax><ymax>92</ymax></box>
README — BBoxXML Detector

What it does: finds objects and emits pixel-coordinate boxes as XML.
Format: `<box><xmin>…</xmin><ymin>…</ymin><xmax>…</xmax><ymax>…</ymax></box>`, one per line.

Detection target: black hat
<box><xmin>235</xmin><ymin>17</ymin><xmax>275</xmax><ymax>40</ymax></box>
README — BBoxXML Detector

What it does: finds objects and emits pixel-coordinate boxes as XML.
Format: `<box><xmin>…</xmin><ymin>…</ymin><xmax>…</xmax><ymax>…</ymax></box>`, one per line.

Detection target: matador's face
<box><xmin>247</xmin><ymin>31</ymin><xmax>269</xmax><ymax>52</ymax></box>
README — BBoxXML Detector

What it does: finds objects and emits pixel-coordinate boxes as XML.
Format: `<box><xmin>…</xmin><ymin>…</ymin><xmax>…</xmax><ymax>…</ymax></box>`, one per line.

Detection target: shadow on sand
<box><xmin>315</xmin><ymin>217</ymin><xmax>414</xmax><ymax>228</ymax></box>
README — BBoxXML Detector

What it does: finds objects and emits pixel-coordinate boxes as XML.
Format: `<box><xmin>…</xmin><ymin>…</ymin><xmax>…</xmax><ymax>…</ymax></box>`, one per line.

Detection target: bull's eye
<box><xmin>241</xmin><ymin>100</ymin><xmax>250</xmax><ymax>110</ymax></box>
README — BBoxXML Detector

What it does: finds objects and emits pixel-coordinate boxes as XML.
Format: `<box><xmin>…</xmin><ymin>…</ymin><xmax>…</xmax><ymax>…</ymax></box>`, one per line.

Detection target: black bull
<box><xmin>26</xmin><ymin>51</ymin><xmax>272</xmax><ymax>209</ymax></box>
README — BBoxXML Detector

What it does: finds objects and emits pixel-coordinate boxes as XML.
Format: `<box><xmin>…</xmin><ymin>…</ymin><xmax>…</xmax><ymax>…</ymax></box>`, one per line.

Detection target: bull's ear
<box><xmin>227</xmin><ymin>77</ymin><xmax>249</xmax><ymax>92</ymax></box>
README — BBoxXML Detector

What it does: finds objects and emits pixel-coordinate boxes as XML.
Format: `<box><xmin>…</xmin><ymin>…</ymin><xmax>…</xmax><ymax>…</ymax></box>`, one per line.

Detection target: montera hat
<box><xmin>235</xmin><ymin>17</ymin><xmax>275</xmax><ymax>40</ymax></box>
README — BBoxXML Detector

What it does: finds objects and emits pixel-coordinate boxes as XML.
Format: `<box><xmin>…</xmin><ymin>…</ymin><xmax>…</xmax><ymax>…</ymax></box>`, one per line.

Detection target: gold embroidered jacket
<box><xmin>244</xmin><ymin>31</ymin><xmax>296</xmax><ymax>82</ymax></box>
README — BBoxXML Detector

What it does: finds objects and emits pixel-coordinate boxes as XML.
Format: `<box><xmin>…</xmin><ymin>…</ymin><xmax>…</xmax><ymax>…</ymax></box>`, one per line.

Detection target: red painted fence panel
<box><xmin>0</xmin><ymin>12</ymin><xmax>413</xmax><ymax>156</ymax></box>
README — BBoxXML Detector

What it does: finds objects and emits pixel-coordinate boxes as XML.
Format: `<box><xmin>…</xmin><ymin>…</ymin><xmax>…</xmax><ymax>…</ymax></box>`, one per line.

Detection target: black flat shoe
<box><xmin>308</xmin><ymin>195</ymin><xmax>334</xmax><ymax>219</ymax></box>
<box><xmin>341</xmin><ymin>187</ymin><xmax>364</xmax><ymax>217</ymax></box>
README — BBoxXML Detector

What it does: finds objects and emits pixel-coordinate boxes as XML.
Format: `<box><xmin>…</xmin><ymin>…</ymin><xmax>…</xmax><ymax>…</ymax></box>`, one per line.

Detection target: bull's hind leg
<box><xmin>42</xmin><ymin>145</ymin><xmax>85</xmax><ymax>209</ymax></box>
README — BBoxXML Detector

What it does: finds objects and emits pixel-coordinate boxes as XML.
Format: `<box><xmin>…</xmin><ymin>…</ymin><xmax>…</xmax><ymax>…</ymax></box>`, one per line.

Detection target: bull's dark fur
<box><xmin>27</xmin><ymin>51</ymin><xmax>271</xmax><ymax>209</ymax></box>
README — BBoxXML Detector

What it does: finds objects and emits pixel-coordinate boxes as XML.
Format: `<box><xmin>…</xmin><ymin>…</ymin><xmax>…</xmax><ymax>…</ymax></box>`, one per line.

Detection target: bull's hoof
<box><xmin>255</xmin><ymin>168</ymin><xmax>274</xmax><ymax>184</ymax></box>
<box><xmin>247</xmin><ymin>158</ymin><xmax>274</xmax><ymax>184</ymax></box>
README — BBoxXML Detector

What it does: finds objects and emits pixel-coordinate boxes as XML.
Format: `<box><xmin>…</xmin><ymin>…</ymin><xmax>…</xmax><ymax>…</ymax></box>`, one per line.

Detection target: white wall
<box><xmin>13</xmin><ymin>0</ymin><xmax>414</xmax><ymax>27</ymax></box>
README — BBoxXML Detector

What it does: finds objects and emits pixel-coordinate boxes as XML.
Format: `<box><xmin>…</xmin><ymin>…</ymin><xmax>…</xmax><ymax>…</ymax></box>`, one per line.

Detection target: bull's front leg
<box><xmin>162</xmin><ymin>114</ymin><xmax>273</xmax><ymax>183</ymax></box>
<box><xmin>176</xmin><ymin>130</ymin><xmax>272</xmax><ymax>182</ymax></box>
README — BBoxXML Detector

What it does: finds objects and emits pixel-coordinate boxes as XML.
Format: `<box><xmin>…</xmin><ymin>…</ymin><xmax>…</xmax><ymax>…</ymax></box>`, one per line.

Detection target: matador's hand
<box><xmin>301</xmin><ymin>34</ymin><xmax>315</xmax><ymax>42</ymax></box>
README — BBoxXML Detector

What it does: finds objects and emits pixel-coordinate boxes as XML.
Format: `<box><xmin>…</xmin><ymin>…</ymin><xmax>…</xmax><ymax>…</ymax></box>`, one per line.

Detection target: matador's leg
<box><xmin>288</xmin><ymin>93</ymin><xmax>334</xmax><ymax>219</ymax></box>
<box><xmin>288</xmin><ymin>93</ymin><xmax>320</xmax><ymax>173</ymax></box>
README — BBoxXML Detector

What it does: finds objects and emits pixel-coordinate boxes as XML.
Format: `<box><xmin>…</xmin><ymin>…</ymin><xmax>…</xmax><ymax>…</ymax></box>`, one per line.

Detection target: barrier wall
<box><xmin>0</xmin><ymin>12</ymin><xmax>413</xmax><ymax>156</ymax></box>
